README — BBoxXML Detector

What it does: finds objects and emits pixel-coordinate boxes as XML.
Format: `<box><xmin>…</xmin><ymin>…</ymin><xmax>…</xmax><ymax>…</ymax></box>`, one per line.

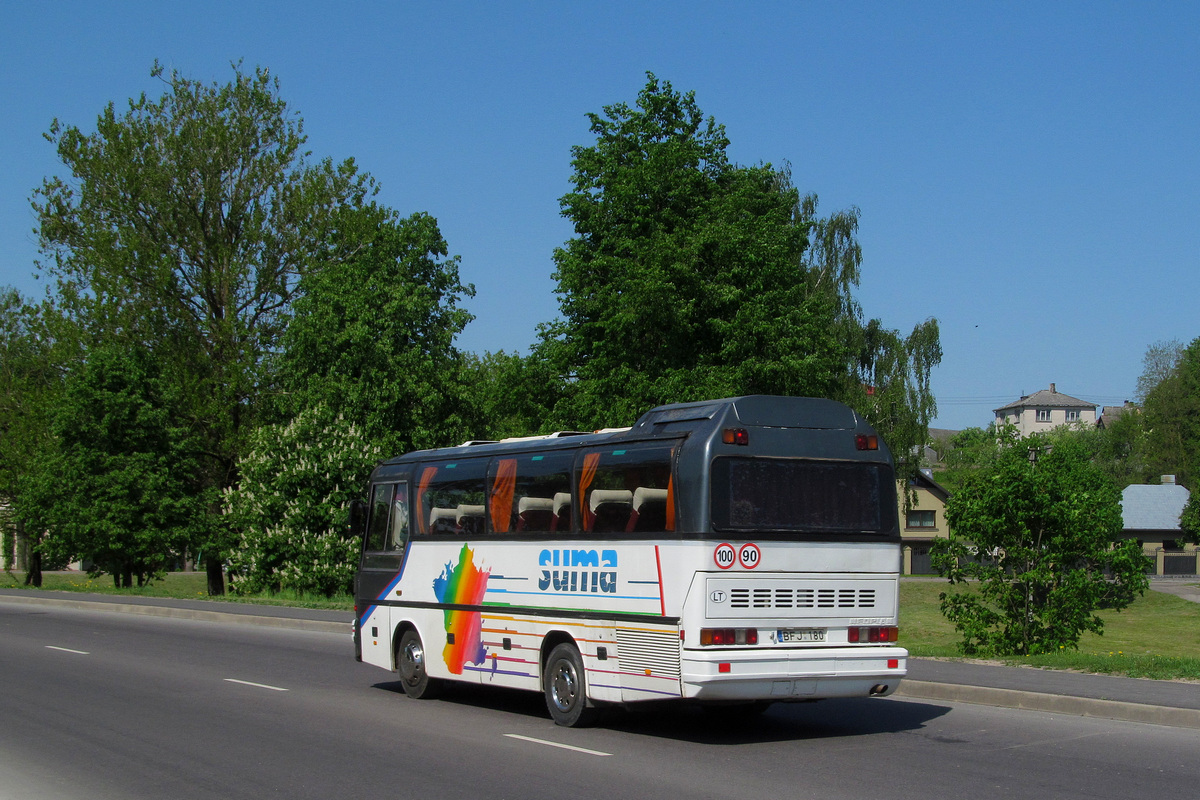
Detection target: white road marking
<box><xmin>503</xmin><ymin>733</ymin><xmax>611</xmax><ymax>756</ymax></box>
<box><xmin>45</xmin><ymin>646</ymin><xmax>89</xmax><ymax>655</ymax></box>
<box><xmin>224</xmin><ymin>678</ymin><xmax>288</xmax><ymax>692</ymax></box>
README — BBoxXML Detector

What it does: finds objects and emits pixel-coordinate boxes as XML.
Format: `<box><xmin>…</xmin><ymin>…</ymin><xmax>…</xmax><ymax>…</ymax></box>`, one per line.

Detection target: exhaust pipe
<box><xmin>870</xmin><ymin>684</ymin><xmax>889</xmax><ymax>695</ymax></box>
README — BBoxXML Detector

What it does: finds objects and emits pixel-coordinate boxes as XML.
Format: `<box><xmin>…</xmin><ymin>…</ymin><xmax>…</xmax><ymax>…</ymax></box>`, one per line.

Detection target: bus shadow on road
<box><xmin>373</xmin><ymin>680</ymin><xmax>949</xmax><ymax>743</ymax></box>
<box><xmin>603</xmin><ymin>697</ymin><xmax>951</xmax><ymax>744</ymax></box>
<box><xmin>373</xmin><ymin>679</ymin><xmax>552</xmax><ymax>721</ymax></box>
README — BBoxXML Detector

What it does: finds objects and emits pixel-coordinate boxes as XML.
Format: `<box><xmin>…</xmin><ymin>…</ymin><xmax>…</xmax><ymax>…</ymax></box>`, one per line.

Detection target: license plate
<box><xmin>777</xmin><ymin>628</ymin><xmax>826</xmax><ymax>643</ymax></box>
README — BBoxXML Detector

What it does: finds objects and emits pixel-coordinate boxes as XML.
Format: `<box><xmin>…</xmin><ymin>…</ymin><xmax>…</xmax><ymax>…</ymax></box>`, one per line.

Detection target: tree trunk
<box><xmin>15</xmin><ymin>517</ymin><xmax>29</xmax><ymax>571</ymax></box>
<box><xmin>205</xmin><ymin>554</ymin><xmax>225</xmax><ymax>596</ymax></box>
<box><xmin>24</xmin><ymin>549</ymin><xmax>42</xmax><ymax>587</ymax></box>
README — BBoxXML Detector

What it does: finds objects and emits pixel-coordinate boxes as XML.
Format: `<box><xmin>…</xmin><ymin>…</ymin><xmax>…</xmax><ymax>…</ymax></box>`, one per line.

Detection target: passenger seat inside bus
<box><xmin>552</xmin><ymin>493</ymin><xmax>572</xmax><ymax>531</ymax></box>
<box><xmin>589</xmin><ymin>489</ymin><xmax>633</xmax><ymax>532</ymax></box>
<box><xmin>456</xmin><ymin>504</ymin><xmax>485</xmax><ymax>536</ymax></box>
<box><xmin>429</xmin><ymin>507</ymin><xmax>458</xmax><ymax>535</ymax></box>
<box><xmin>626</xmin><ymin>487</ymin><xmax>668</xmax><ymax>532</ymax></box>
<box><xmin>516</xmin><ymin>496</ymin><xmax>555</xmax><ymax>531</ymax></box>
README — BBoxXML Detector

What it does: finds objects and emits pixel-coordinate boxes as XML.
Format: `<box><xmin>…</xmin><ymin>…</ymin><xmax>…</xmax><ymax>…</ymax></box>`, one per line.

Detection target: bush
<box><xmin>225</xmin><ymin>406</ymin><xmax>383</xmax><ymax>597</ymax></box>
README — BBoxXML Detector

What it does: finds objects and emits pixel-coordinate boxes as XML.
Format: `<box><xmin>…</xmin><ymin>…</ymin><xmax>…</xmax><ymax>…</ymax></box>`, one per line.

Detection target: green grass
<box><xmin>1</xmin><ymin>570</ymin><xmax>353</xmax><ymax>611</ymax></box>
<box><xmin>900</xmin><ymin>579</ymin><xmax>1200</xmax><ymax>681</ymax></box>
<box><xmin>6</xmin><ymin>569</ymin><xmax>1199</xmax><ymax>680</ymax></box>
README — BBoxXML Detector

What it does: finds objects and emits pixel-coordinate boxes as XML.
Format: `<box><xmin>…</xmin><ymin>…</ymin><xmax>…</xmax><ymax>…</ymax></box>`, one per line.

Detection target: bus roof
<box><xmin>377</xmin><ymin>395</ymin><xmax>868</xmax><ymax>467</ymax></box>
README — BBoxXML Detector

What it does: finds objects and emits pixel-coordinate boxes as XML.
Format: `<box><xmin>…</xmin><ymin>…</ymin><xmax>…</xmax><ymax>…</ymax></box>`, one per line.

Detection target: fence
<box><xmin>1159</xmin><ymin>550</ymin><xmax>1200</xmax><ymax>577</ymax></box>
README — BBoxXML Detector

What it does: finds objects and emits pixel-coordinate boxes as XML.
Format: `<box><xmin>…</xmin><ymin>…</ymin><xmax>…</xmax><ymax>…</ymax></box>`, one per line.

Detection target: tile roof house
<box><xmin>993</xmin><ymin>383</ymin><xmax>1097</xmax><ymax>437</ymax></box>
<box><xmin>1098</xmin><ymin>401</ymin><xmax>1137</xmax><ymax>429</ymax></box>
<box><xmin>1120</xmin><ymin>476</ymin><xmax>1198</xmax><ymax>576</ymax></box>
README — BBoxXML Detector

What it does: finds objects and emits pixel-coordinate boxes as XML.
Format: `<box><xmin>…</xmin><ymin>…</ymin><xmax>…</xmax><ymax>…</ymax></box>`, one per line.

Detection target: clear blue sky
<box><xmin>2</xmin><ymin>1</ymin><xmax>1196</xmax><ymax>431</ymax></box>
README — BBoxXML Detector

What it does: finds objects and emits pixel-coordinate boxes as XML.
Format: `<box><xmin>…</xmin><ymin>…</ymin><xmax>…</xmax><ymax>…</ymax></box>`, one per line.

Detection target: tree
<box><xmin>459</xmin><ymin>350</ymin><xmax>562</xmax><ymax>440</ymax></box>
<box><xmin>0</xmin><ymin>290</ymin><xmax>80</xmax><ymax>585</ymax></box>
<box><xmin>272</xmin><ymin>204</ymin><xmax>474</xmax><ymax>454</ymax></box>
<box><xmin>931</xmin><ymin>434</ymin><xmax>1150</xmax><ymax>656</ymax></box>
<box><xmin>222</xmin><ymin>205</ymin><xmax>475</xmax><ymax>593</ymax></box>
<box><xmin>32</xmin><ymin>62</ymin><xmax>373</xmax><ymax>593</ymax></box>
<box><xmin>17</xmin><ymin>345</ymin><xmax>203</xmax><ymax>587</ymax></box>
<box><xmin>1045</xmin><ymin>413</ymin><xmax>1147</xmax><ymax>488</ymax></box>
<box><xmin>1141</xmin><ymin>337</ymin><xmax>1200</xmax><ymax>488</ymax></box>
<box><xmin>539</xmin><ymin>74</ymin><xmax>940</xmax><ymax>472</ymax></box>
<box><xmin>1181</xmin><ymin>491</ymin><xmax>1200</xmax><ymax>545</ymax></box>
<box><xmin>1135</xmin><ymin>338</ymin><xmax>1184</xmax><ymax>403</ymax></box>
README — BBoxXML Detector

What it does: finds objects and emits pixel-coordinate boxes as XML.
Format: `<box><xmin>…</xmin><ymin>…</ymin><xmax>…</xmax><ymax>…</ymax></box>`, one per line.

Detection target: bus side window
<box><xmin>488</xmin><ymin>451</ymin><xmax>573</xmax><ymax>535</ymax></box>
<box><xmin>416</xmin><ymin>460</ymin><xmax>488</xmax><ymax>537</ymax></box>
<box><xmin>388</xmin><ymin>484</ymin><xmax>410</xmax><ymax>552</ymax></box>
<box><xmin>363</xmin><ymin>483</ymin><xmax>407</xmax><ymax>569</ymax></box>
<box><xmin>579</xmin><ymin>444</ymin><xmax>676</xmax><ymax>533</ymax></box>
<box><xmin>365</xmin><ymin>483</ymin><xmax>395</xmax><ymax>552</ymax></box>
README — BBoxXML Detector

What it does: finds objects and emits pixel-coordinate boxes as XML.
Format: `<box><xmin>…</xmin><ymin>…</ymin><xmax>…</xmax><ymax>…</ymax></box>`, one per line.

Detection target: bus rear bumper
<box><xmin>680</xmin><ymin>646</ymin><xmax>908</xmax><ymax>701</ymax></box>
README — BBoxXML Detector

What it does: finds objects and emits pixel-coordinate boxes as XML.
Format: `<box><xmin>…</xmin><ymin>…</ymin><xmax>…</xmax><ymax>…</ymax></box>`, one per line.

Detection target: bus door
<box><xmin>358</xmin><ymin>481</ymin><xmax>410</xmax><ymax>671</ymax></box>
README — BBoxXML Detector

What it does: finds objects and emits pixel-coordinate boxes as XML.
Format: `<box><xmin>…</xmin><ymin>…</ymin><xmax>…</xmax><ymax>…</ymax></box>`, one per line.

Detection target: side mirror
<box><xmin>348</xmin><ymin>499</ymin><xmax>368</xmax><ymax>539</ymax></box>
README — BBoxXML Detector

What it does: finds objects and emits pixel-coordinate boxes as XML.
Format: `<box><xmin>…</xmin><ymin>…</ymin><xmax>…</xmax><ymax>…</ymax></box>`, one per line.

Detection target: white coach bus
<box><xmin>352</xmin><ymin>395</ymin><xmax>906</xmax><ymax>726</ymax></box>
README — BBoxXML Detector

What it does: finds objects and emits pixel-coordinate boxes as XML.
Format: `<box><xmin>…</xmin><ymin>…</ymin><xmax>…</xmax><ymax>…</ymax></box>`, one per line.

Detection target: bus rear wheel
<box><xmin>543</xmin><ymin>643</ymin><xmax>598</xmax><ymax>727</ymax></box>
<box><xmin>397</xmin><ymin>629</ymin><xmax>442</xmax><ymax>699</ymax></box>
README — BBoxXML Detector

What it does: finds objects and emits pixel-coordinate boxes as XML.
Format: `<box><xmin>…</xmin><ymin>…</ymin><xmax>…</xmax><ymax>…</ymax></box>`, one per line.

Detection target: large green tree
<box><xmin>0</xmin><ymin>290</ymin><xmax>82</xmax><ymax>584</ymax></box>
<box><xmin>222</xmin><ymin>205</ymin><xmax>477</xmax><ymax>594</ymax></box>
<box><xmin>31</xmin><ymin>62</ymin><xmax>373</xmax><ymax>593</ymax></box>
<box><xmin>17</xmin><ymin>345</ymin><xmax>203</xmax><ymax>587</ymax></box>
<box><xmin>273</xmin><ymin>204</ymin><xmax>474</xmax><ymax>453</ymax></box>
<box><xmin>539</xmin><ymin>74</ymin><xmax>940</xmax><ymax>468</ymax></box>
<box><xmin>932</xmin><ymin>433</ymin><xmax>1149</xmax><ymax>656</ymax></box>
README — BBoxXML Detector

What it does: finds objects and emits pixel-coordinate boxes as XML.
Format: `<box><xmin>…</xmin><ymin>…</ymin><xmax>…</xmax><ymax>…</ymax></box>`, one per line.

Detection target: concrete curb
<box><xmin>894</xmin><ymin>679</ymin><xmax>1200</xmax><ymax>730</ymax></box>
<box><xmin>0</xmin><ymin>592</ymin><xmax>349</xmax><ymax>635</ymax></box>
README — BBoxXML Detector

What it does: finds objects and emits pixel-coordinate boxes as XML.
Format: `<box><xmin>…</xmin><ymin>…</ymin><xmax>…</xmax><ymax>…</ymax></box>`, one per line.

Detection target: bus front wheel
<box><xmin>397</xmin><ymin>630</ymin><xmax>442</xmax><ymax>699</ymax></box>
<box><xmin>543</xmin><ymin>643</ymin><xmax>598</xmax><ymax>727</ymax></box>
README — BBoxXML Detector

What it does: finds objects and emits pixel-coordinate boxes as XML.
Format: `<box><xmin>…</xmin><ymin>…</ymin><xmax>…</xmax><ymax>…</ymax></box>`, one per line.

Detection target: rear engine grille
<box><xmin>729</xmin><ymin>587</ymin><xmax>877</xmax><ymax>610</ymax></box>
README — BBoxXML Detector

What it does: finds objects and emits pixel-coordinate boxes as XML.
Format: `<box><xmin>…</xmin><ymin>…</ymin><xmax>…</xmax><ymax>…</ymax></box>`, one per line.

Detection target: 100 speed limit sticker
<box><xmin>714</xmin><ymin>542</ymin><xmax>761</xmax><ymax>569</ymax></box>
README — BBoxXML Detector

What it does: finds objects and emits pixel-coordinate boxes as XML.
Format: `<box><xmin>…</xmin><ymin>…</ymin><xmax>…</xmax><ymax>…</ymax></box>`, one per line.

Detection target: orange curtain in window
<box><xmin>665</xmin><ymin>475</ymin><xmax>676</xmax><ymax>531</ymax></box>
<box><xmin>416</xmin><ymin>466</ymin><xmax>438</xmax><ymax>535</ymax></box>
<box><xmin>579</xmin><ymin>452</ymin><xmax>601</xmax><ymax>532</ymax></box>
<box><xmin>490</xmin><ymin>459</ymin><xmax>518</xmax><ymax>533</ymax></box>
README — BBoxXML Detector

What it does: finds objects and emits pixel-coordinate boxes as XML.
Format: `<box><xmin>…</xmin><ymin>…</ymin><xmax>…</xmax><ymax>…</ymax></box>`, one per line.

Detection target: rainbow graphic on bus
<box><xmin>433</xmin><ymin>543</ymin><xmax>491</xmax><ymax>674</ymax></box>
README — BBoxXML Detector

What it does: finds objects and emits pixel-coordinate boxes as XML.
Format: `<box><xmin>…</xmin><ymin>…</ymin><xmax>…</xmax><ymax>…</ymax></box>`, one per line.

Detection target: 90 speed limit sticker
<box><xmin>713</xmin><ymin>542</ymin><xmax>761</xmax><ymax>570</ymax></box>
<box><xmin>738</xmin><ymin>543</ymin><xmax>761</xmax><ymax>569</ymax></box>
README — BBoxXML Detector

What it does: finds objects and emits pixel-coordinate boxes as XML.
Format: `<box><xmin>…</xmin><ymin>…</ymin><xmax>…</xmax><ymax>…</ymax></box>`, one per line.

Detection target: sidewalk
<box><xmin>2</xmin><ymin>586</ymin><xmax>1197</xmax><ymax>729</ymax></box>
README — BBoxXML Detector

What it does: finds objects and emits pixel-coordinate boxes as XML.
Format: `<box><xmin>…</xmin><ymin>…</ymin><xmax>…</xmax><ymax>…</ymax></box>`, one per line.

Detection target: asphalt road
<box><xmin>2</xmin><ymin>600</ymin><xmax>1198</xmax><ymax>800</ymax></box>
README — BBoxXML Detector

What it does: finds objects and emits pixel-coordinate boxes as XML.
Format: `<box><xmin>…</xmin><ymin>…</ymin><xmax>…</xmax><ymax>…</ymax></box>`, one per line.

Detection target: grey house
<box><xmin>993</xmin><ymin>383</ymin><xmax>1098</xmax><ymax>436</ymax></box>
<box><xmin>1121</xmin><ymin>477</ymin><xmax>1197</xmax><ymax>576</ymax></box>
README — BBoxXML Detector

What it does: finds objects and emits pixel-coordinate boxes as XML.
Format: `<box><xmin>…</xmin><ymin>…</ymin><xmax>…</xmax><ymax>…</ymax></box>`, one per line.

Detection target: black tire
<box><xmin>397</xmin><ymin>629</ymin><xmax>442</xmax><ymax>699</ymax></box>
<box><xmin>543</xmin><ymin>643</ymin><xmax>599</xmax><ymax>727</ymax></box>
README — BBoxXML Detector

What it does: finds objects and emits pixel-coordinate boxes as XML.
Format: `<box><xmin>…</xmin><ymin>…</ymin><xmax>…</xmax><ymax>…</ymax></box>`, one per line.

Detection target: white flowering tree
<box><xmin>225</xmin><ymin>405</ymin><xmax>383</xmax><ymax>596</ymax></box>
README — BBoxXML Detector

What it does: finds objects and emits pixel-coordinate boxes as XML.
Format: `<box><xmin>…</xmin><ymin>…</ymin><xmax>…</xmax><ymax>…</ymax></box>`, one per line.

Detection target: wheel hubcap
<box><xmin>551</xmin><ymin>662</ymin><xmax>577</xmax><ymax>711</ymax></box>
<box><xmin>403</xmin><ymin>640</ymin><xmax>424</xmax><ymax>681</ymax></box>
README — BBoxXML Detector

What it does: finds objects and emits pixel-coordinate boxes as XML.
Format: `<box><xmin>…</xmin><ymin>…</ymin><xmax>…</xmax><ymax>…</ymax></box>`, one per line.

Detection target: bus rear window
<box><xmin>711</xmin><ymin>457</ymin><xmax>888</xmax><ymax>534</ymax></box>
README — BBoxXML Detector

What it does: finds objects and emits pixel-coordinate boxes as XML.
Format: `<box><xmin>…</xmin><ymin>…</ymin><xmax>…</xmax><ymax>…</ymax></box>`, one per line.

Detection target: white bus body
<box><xmin>353</xmin><ymin>396</ymin><xmax>906</xmax><ymax>726</ymax></box>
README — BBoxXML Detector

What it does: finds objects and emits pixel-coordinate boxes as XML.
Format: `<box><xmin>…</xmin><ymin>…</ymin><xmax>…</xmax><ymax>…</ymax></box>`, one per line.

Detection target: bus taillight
<box><xmin>700</xmin><ymin>627</ymin><xmax>758</xmax><ymax>646</ymax></box>
<box><xmin>855</xmin><ymin>434</ymin><xmax>878</xmax><ymax>451</ymax></box>
<box><xmin>722</xmin><ymin>428</ymin><xmax>749</xmax><ymax>446</ymax></box>
<box><xmin>848</xmin><ymin>626</ymin><xmax>898</xmax><ymax>643</ymax></box>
